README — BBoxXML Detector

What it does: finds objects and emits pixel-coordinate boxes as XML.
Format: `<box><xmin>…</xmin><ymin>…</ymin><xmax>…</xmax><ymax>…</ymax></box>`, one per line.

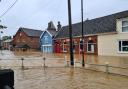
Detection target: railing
<box><xmin>0</xmin><ymin>57</ymin><xmax>128</xmax><ymax>76</ymax></box>
<box><xmin>0</xmin><ymin>57</ymin><xmax>66</xmax><ymax>69</ymax></box>
<box><xmin>73</xmin><ymin>61</ymin><xmax>128</xmax><ymax>76</ymax></box>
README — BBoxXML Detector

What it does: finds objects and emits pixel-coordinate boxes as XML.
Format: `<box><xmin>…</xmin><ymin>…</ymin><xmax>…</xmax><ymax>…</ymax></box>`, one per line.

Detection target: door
<box><xmin>55</xmin><ymin>43</ymin><xmax>61</xmax><ymax>53</ymax></box>
<box><xmin>42</xmin><ymin>45</ymin><xmax>53</xmax><ymax>53</ymax></box>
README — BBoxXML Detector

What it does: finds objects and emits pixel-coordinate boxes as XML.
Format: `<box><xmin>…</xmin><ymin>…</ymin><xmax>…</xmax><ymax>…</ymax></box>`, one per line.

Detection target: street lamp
<box><xmin>67</xmin><ymin>0</ymin><xmax>74</xmax><ymax>66</ymax></box>
<box><xmin>81</xmin><ymin>0</ymin><xmax>85</xmax><ymax>67</ymax></box>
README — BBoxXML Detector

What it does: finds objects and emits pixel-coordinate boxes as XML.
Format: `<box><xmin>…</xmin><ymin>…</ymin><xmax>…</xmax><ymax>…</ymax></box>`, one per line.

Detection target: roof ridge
<box><xmin>20</xmin><ymin>27</ymin><xmax>43</xmax><ymax>32</ymax></box>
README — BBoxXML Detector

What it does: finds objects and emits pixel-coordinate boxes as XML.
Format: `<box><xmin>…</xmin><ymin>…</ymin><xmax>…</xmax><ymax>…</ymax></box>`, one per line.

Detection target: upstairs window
<box><xmin>119</xmin><ymin>40</ymin><xmax>128</xmax><ymax>53</ymax></box>
<box><xmin>44</xmin><ymin>36</ymin><xmax>48</xmax><ymax>44</ymax></box>
<box><xmin>44</xmin><ymin>36</ymin><xmax>48</xmax><ymax>40</ymax></box>
<box><xmin>122</xmin><ymin>21</ymin><xmax>128</xmax><ymax>32</ymax></box>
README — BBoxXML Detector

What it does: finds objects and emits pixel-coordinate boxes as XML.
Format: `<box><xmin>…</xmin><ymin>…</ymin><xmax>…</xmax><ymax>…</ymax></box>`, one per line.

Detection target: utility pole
<box><xmin>67</xmin><ymin>0</ymin><xmax>74</xmax><ymax>66</ymax></box>
<box><xmin>81</xmin><ymin>0</ymin><xmax>85</xmax><ymax>67</ymax></box>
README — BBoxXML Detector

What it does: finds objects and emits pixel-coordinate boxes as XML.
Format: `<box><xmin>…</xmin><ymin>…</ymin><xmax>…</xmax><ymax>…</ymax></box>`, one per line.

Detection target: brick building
<box><xmin>12</xmin><ymin>27</ymin><xmax>43</xmax><ymax>50</ymax></box>
<box><xmin>54</xmin><ymin>10</ymin><xmax>128</xmax><ymax>56</ymax></box>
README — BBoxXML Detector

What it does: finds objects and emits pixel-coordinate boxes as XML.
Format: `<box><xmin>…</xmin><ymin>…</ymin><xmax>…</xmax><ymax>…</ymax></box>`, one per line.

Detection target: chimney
<box><xmin>47</xmin><ymin>21</ymin><xmax>56</xmax><ymax>30</ymax></box>
<box><xmin>57</xmin><ymin>21</ymin><xmax>61</xmax><ymax>31</ymax></box>
<box><xmin>85</xmin><ymin>18</ymin><xmax>89</xmax><ymax>21</ymax></box>
<box><xmin>48</xmin><ymin>22</ymin><xmax>51</xmax><ymax>29</ymax></box>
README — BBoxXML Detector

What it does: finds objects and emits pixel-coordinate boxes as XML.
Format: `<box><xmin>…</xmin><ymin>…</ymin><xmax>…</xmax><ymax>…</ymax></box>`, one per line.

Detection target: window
<box><xmin>44</xmin><ymin>36</ymin><xmax>48</xmax><ymax>43</ymax></box>
<box><xmin>44</xmin><ymin>36</ymin><xmax>48</xmax><ymax>40</ymax></box>
<box><xmin>87</xmin><ymin>40</ymin><xmax>95</xmax><ymax>53</ymax></box>
<box><xmin>119</xmin><ymin>40</ymin><xmax>128</xmax><ymax>53</ymax></box>
<box><xmin>122</xmin><ymin>21</ymin><xmax>128</xmax><ymax>32</ymax></box>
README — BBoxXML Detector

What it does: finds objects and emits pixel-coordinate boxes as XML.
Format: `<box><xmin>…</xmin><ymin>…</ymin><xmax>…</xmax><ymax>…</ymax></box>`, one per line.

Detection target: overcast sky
<box><xmin>0</xmin><ymin>0</ymin><xmax>128</xmax><ymax>36</ymax></box>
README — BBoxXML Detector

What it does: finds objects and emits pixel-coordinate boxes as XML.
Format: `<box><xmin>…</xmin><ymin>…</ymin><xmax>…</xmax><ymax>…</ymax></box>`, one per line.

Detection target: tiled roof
<box><xmin>19</xmin><ymin>27</ymin><xmax>43</xmax><ymax>37</ymax></box>
<box><xmin>55</xmin><ymin>10</ymin><xmax>128</xmax><ymax>39</ymax></box>
<box><xmin>47</xmin><ymin>29</ymin><xmax>57</xmax><ymax>36</ymax></box>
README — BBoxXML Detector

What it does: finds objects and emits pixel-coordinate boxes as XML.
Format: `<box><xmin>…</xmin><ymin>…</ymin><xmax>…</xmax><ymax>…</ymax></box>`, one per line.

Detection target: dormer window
<box><xmin>122</xmin><ymin>20</ymin><xmax>128</xmax><ymax>32</ymax></box>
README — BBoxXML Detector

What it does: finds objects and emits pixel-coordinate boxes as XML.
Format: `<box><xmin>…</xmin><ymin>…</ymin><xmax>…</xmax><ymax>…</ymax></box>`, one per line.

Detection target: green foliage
<box><xmin>0</xmin><ymin>25</ymin><xmax>7</xmax><ymax>29</ymax></box>
<box><xmin>2</xmin><ymin>36</ymin><xmax>12</xmax><ymax>41</ymax></box>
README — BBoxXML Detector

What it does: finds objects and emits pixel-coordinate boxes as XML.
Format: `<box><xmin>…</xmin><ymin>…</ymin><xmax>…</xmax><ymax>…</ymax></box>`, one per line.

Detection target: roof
<box><xmin>40</xmin><ymin>21</ymin><xmax>57</xmax><ymax>38</ymax></box>
<box><xmin>47</xmin><ymin>29</ymin><xmax>57</xmax><ymax>36</ymax></box>
<box><xmin>19</xmin><ymin>27</ymin><xmax>43</xmax><ymax>37</ymax></box>
<box><xmin>3</xmin><ymin>39</ymin><xmax>12</xmax><ymax>43</ymax></box>
<box><xmin>55</xmin><ymin>10</ymin><xmax>128</xmax><ymax>39</ymax></box>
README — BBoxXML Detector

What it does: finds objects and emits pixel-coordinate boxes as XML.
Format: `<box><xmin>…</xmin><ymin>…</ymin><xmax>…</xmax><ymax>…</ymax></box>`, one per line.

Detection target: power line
<box><xmin>0</xmin><ymin>0</ymin><xmax>19</xmax><ymax>18</ymax></box>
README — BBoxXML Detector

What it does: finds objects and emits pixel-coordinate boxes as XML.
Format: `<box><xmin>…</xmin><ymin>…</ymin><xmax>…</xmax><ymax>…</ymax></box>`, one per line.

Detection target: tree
<box><xmin>2</xmin><ymin>36</ymin><xmax>12</xmax><ymax>41</ymax></box>
<box><xmin>0</xmin><ymin>25</ymin><xmax>7</xmax><ymax>29</ymax></box>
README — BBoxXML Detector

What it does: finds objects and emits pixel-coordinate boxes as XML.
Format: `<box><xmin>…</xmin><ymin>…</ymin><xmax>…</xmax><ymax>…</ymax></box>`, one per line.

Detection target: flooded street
<box><xmin>14</xmin><ymin>68</ymin><xmax>128</xmax><ymax>89</ymax></box>
<box><xmin>0</xmin><ymin>50</ymin><xmax>128</xmax><ymax>89</ymax></box>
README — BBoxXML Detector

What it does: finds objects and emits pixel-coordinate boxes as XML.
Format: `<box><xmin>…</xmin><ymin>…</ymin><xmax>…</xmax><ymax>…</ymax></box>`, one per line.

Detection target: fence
<box><xmin>74</xmin><ymin>60</ymin><xmax>128</xmax><ymax>76</ymax></box>
<box><xmin>0</xmin><ymin>57</ymin><xmax>128</xmax><ymax>76</ymax></box>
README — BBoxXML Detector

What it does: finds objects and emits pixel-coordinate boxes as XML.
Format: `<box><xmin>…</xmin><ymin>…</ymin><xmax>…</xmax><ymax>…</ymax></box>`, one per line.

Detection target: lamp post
<box><xmin>81</xmin><ymin>0</ymin><xmax>85</xmax><ymax>67</ymax></box>
<box><xmin>67</xmin><ymin>0</ymin><xmax>74</xmax><ymax>66</ymax></box>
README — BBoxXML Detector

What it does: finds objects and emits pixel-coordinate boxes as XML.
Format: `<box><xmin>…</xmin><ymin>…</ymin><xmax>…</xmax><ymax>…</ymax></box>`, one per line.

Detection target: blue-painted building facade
<box><xmin>40</xmin><ymin>21</ymin><xmax>58</xmax><ymax>53</ymax></box>
<box><xmin>40</xmin><ymin>31</ymin><xmax>53</xmax><ymax>53</ymax></box>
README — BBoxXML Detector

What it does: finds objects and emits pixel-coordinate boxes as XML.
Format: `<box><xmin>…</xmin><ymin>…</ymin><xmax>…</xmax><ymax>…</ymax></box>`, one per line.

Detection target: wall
<box><xmin>98</xmin><ymin>17</ymin><xmax>128</xmax><ymax>56</ymax></box>
<box><xmin>40</xmin><ymin>31</ymin><xmax>53</xmax><ymax>45</ymax></box>
<box><xmin>13</xmin><ymin>30</ymin><xmax>40</xmax><ymax>49</ymax></box>
<box><xmin>55</xmin><ymin>36</ymin><xmax>98</xmax><ymax>55</ymax></box>
<box><xmin>40</xmin><ymin>31</ymin><xmax>53</xmax><ymax>52</ymax></box>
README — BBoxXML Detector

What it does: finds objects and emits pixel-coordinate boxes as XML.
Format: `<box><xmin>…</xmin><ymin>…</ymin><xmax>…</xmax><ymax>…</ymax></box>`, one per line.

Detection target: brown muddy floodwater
<box><xmin>14</xmin><ymin>68</ymin><xmax>128</xmax><ymax>89</ymax></box>
<box><xmin>0</xmin><ymin>50</ymin><xmax>128</xmax><ymax>89</ymax></box>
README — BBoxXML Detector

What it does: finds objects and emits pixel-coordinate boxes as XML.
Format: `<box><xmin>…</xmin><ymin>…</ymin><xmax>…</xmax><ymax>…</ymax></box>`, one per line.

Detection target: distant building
<box><xmin>12</xmin><ymin>27</ymin><xmax>43</xmax><ymax>50</ymax></box>
<box><xmin>2</xmin><ymin>39</ymin><xmax>12</xmax><ymax>50</ymax></box>
<box><xmin>55</xmin><ymin>10</ymin><xmax>128</xmax><ymax>56</ymax></box>
<box><xmin>40</xmin><ymin>21</ymin><xmax>60</xmax><ymax>53</ymax></box>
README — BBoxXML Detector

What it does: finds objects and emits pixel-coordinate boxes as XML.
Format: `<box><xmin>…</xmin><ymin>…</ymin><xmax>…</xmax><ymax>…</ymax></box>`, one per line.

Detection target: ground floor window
<box><xmin>119</xmin><ymin>40</ymin><xmax>128</xmax><ymax>53</ymax></box>
<box><xmin>87</xmin><ymin>40</ymin><xmax>95</xmax><ymax>53</ymax></box>
<box><xmin>41</xmin><ymin>45</ymin><xmax>53</xmax><ymax>53</ymax></box>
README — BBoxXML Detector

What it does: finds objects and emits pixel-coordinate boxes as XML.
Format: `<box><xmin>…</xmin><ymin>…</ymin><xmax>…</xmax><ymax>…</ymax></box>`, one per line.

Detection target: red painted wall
<box><xmin>54</xmin><ymin>36</ymin><xmax>98</xmax><ymax>55</ymax></box>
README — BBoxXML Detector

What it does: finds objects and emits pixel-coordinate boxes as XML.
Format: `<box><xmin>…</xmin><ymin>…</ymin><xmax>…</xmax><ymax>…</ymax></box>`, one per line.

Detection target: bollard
<box><xmin>105</xmin><ymin>62</ymin><xmax>109</xmax><ymax>74</ymax></box>
<box><xmin>74</xmin><ymin>58</ymin><xmax>76</xmax><ymax>67</ymax></box>
<box><xmin>43</xmin><ymin>57</ymin><xmax>46</xmax><ymax>68</ymax></box>
<box><xmin>64</xmin><ymin>56</ymin><xmax>68</xmax><ymax>67</ymax></box>
<box><xmin>21</xmin><ymin>58</ymin><xmax>24</xmax><ymax>70</ymax></box>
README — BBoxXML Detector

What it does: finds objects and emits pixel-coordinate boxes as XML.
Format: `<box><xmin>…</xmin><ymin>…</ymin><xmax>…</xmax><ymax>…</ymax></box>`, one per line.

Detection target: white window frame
<box><xmin>87</xmin><ymin>43</ymin><xmax>96</xmax><ymax>53</ymax></box>
<box><xmin>118</xmin><ymin>40</ymin><xmax>128</xmax><ymax>53</ymax></box>
<box><xmin>122</xmin><ymin>20</ymin><xmax>128</xmax><ymax>33</ymax></box>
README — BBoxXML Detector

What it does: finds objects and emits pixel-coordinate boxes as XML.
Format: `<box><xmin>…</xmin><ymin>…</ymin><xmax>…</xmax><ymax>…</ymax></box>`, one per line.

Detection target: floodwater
<box><xmin>0</xmin><ymin>50</ymin><xmax>128</xmax><ymax>75</ymax></box>
<box><xmin>0</xmin><ymin>50</ymin><xmax>128</xmax><ymax>89</ymax></box>
<box><xmin>14</xmin><ymin>68</ymin><xmax>128</xmax><ymax>89</ymax></box>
